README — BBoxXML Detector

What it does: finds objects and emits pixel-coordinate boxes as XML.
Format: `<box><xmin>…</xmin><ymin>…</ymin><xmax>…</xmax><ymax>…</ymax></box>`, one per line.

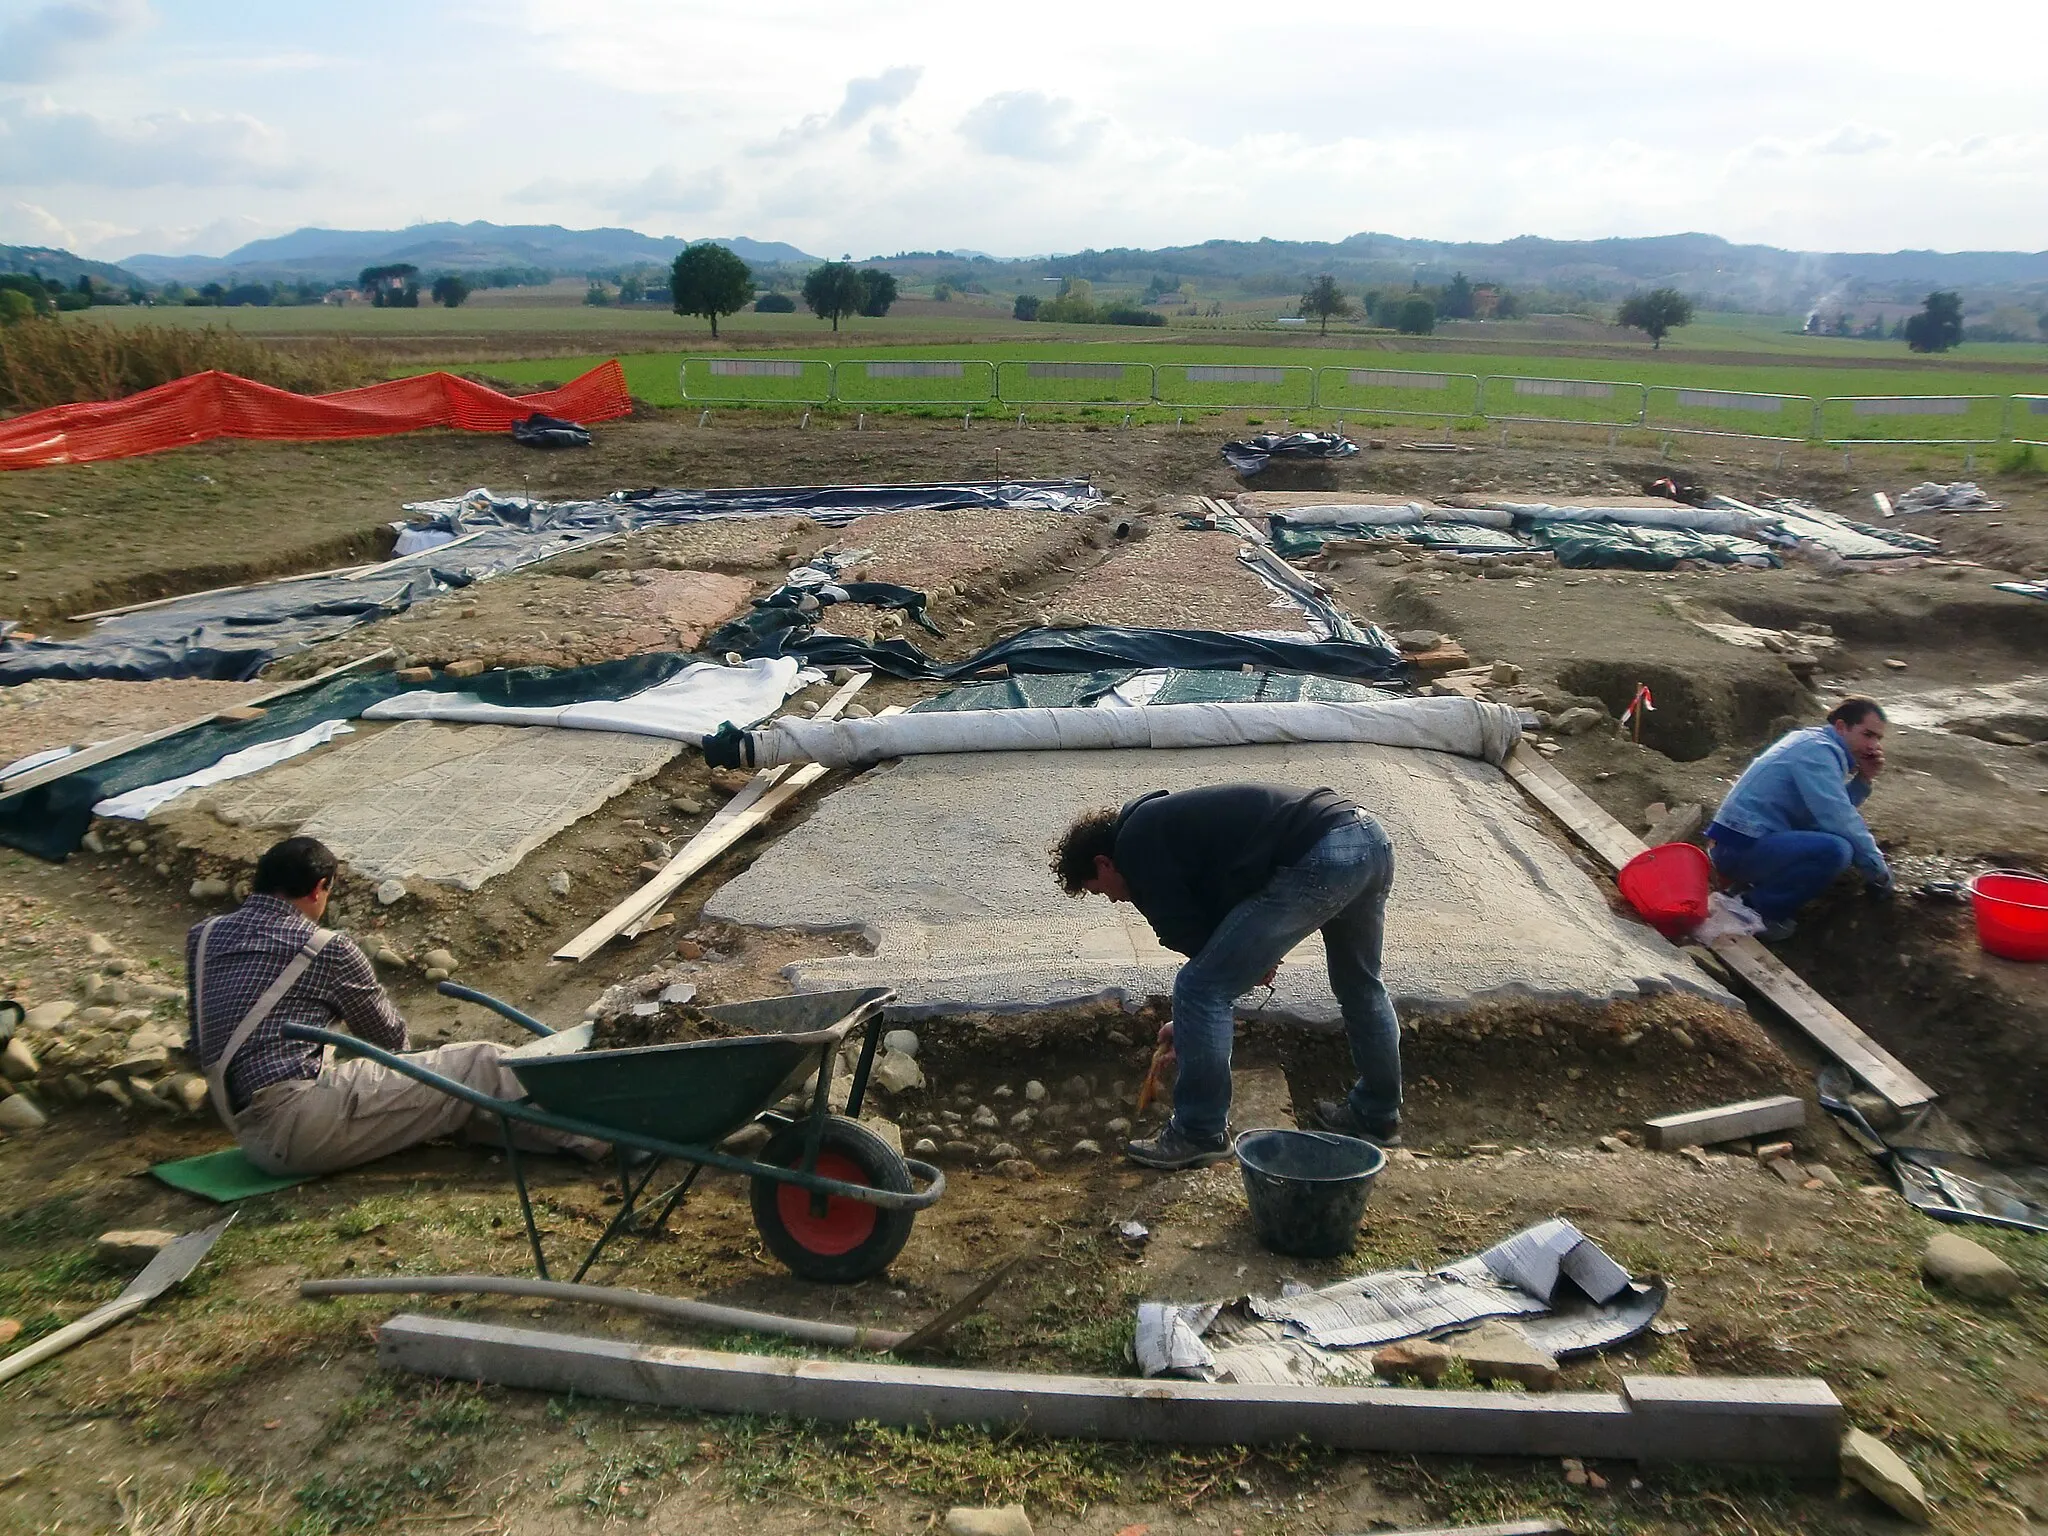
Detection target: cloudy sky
<box><xmin>3</xmin><ymin>0</ymin><xmax>2044</xmax><ymax>262</ymax></box>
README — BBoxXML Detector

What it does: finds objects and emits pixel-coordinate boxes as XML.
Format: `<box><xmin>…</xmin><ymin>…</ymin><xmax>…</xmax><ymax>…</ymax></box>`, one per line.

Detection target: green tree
<box><xmin>0</xmin><ymin>288</ymin><xmax>35</xmax><ymax>324</ymax></box>
<box><xmin>1439</xmin><ymin>271</ymin><xmax>1475</xmax><ymax>320</ymax></box>
<box><xmin>670</xmin><ymin>242</ymin><xmax>754</xmax><ymax>338</ymax></box>
<box><xmin>802</xmin><ymin>261</ymin><xmax>866</xmax><ymax>331</ymax></box>
<box><xmin>0</xmin><ymin>274</ymin><xmax>52</xmax><ymax>317</ymax></box>
<box><xmin>429</xmin><ymin>274</ymin><xmax>471</xmax><ymax>308</ymax></box>
<box><xmin>584</xmin><ymin>280</ymin><xmax>612</xmax><ymax>307</ymax></box>
<box><xmin>1298</xmin><ymin>273</ymin><xmax>1351</xmax><ymax>335</ymax></box>
<box><xmin>1396</xmin><ymin>295</ymin><xmax>1436</xmax><ymax>335</ymax></box>
<box><xmin>1615</xmin><ymin>287</ymin><xmax>1693</xmax><ymax>348</ymax></box>
<box><xmin>858</xmin><ymin>268</ymin><xmax>899</xmax><ymax>317</ymax></box>
<box><xmin>1903</xmin><ymin>290</ymin><xmax>1964</xmax><ymax>353</ymax></box>
<box><xmin>1013</xmin><ymin>293</ymin><xmax>1041</xmax><ymax>320</ymax></box>
<box><xmin>618</xmin><ymin>274</ymin><xmax>645</xmax><ymax>304</ymax></box>
<box><xmin>359</xmin><ymin>264</ymin><xmax>419</xmax><ymax>307</ymax></box>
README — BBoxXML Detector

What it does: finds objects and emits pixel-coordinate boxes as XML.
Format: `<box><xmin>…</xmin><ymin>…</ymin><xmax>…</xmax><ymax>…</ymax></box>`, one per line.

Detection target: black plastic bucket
<box><xmin>1235</xmin><ymin>1128</ymin><xmax>1386</xmax><ymax>1257</ymax></box>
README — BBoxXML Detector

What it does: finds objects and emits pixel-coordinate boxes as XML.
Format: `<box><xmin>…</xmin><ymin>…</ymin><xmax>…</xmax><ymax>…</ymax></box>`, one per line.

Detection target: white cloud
<box><xmin>959</xmin><ymin>91</ymin><xmax>1102</xmax><ymax>162</ymax></box>
<box><xmin>0</xmin><ymin>97</ymin><xmax>305</xmax><ymax>188</ymax></box>
<box><xmin>832</xmin><ymin>65</ymin><xmax>920</xmax><ymax>128</ymax></box>
<box><xmin>512</xmin><ymin>165</ymin><xmax>729</xmax><ymax>223</ymax></box>
<box><xmin>0</xmin><ymin>0</ymin><xmax>147</xmax><ymax>85</ymax></box>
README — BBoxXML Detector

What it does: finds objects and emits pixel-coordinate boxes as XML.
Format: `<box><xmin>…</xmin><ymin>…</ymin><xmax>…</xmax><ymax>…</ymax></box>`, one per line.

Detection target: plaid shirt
<box><xmin>186</xmin><ymin>894</ymin><xmax>410</xmax><ymax>1112</ymax></box>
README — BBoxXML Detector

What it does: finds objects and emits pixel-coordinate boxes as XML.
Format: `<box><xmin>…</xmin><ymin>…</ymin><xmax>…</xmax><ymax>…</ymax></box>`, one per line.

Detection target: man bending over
<box><xmin>187</xmin><ymin>836</ymin><xmax>602</xmax><ymax>1175</ymax></box>
<box><xmin>1706</xmin><ymin>697</ymin><xmax>1893</xmax><ymax>942</ymax></box>
<box><xmin>1052</xmin><ymin>783</ymin><xmax>1402</xmax><ymax>1169</ymax></box>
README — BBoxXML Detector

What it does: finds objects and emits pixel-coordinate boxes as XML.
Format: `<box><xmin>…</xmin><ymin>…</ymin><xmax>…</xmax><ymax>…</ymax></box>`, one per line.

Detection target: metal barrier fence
<box><xmin>1480</xmin><ymin>374</ymin><xmax>1648</xmax><ymax>429</ymax></box>
<box><xmin>1316</xmin><ymin>368</ymin><xmax>1482</xmax><ymax>422</ymax></box>
<box><xmin>1816</xmin><ymin>395</ymin><xmax>2008</xmax><ymax>447</ymax></box>
<box><xmin>677</xmin><ymin>358</ymin><xmax>2048</xmax><ymax>445</ymax></box>
<box><xmin>1154</xmin><ymin>363</ymin><xmax>1316</xmax><ymax>412</ymax></box>
<box><xmin>994</xmin><ymin>360</ymin><xmax>1156</xmax><ymax>408</ymax></box>
<box><xmin>1645</xmin><ymin>385</ymin><xmax>1812</xmax><ymax>443</ymax></box>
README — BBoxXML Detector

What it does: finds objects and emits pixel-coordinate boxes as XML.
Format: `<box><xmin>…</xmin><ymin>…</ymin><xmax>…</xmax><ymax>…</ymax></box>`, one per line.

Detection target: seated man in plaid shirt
<box><xmin>187</xmin><ymin>836</ymin><xmax>603</xmax><ymax>1175</ymax></box>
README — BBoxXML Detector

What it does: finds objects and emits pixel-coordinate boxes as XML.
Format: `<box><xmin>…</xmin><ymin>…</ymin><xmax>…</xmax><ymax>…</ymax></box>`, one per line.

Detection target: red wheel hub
<box><xmin>776</xmin><ymin>1150</ymin><xmax>878</xmax><ymax>1255</ymax></box>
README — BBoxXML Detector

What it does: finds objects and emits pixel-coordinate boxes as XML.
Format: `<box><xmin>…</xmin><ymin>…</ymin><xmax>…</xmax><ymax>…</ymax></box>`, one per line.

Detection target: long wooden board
<box><xmin>551</xmin><ymin>673</ymin><xmax>874</xmax><ymax>960</ymax></box>
<box><xmin>379</xmin><ymin>1314</ymin><xmax>1843</xmax><ymax>1469</ymax></box>
<box><xmin>0</xmin><ymin>648</ymin><xmax>395</xmax><ymax>805</ymax></box>
<box><xmin>1500</xmin><ymin>740</ymin><xmax>1935</xmax><ymax>1113</ymax></box>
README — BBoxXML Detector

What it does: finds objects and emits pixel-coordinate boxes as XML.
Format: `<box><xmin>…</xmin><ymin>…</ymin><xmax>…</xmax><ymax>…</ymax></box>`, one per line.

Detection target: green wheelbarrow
<box><xmin>281</xmin><ymin>983</ymin><xmax>944</xmax><ymax>1284</ymax></box>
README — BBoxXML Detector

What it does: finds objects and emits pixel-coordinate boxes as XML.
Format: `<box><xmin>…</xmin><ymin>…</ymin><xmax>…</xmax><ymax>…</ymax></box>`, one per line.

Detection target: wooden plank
<box><xmin>614</xmin><ymin>697</ymin><xmax>912</xmax><ymax>943</ymax></box>
<box><xmin>343</xmin><ymin>526</ymin><xmax>494</xmax><ymax>579</ymax></box>
<box><xmin>379</xmin><ymin>1314</ymin><xmax>1840</xmax><ymax>1468</ymax></box>
<box><xmin>1374</xmin><ymin>1522</ymin><xmax>1570</xmax><ymax>1536</ymax></box>
<box><xmin>1642</xmin><ymin>1095</ymin><xmax>1806</xmax><ymax>1151</ymax></box>
<box><xmin>1872</xmin><ymin>491</ymin><xmax>1894</xmax><ymax>519</ymax></box>
<box><xmin>551</xmin><ymin>673</ymin><xmax>873</xmax><ymax>960</ymax></box>
<box><xmin>0</xmin><ymin>648</ymin><xmax>396</xmax><ymax>805</ymax></box>
<box><xmin>1499</xmin><ymin>741</ymin><xmax>1935</xmax><ymax>1114</ymax></box>
<box><xmin>1707</xmin><ymin>936</ymin><xmax>1935</xmax><ymax>1111</ymax></box>
<box><xmin>1501</xmin><ymin>741</ymin><xmax>1647</xmax><ymax>871</ymax></box>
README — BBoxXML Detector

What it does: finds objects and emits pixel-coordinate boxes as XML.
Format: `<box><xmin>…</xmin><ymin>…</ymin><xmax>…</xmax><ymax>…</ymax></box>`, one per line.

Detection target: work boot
<box><xmin>1124</xmin><ymin>1122</ymin><xmax>1231</xmax><ymax>1170</ymax></box>
<box><xmin>1312</xmin><ymin>1099</ymin><xmax>1403</xmax><ymax>1148</ymax></box>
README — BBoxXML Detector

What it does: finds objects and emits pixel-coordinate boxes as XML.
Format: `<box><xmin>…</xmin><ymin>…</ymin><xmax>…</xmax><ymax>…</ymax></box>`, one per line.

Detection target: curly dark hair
<box><xmin>1050</xmin><ymin>807</ymin><xmax>1120</xmax><ymax>895</ymax></box>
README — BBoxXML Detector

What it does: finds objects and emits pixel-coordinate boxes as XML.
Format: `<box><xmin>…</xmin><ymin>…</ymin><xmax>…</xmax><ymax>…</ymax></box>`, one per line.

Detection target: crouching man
<box><xmin>1706</xmin><ymin>697</ymin><xmax>1894</xmax><ymax>942</ymax></box>
<box><xmin>187</xmin><ymin>836</ymin><xmax>603</xmax><ymax>1175</ymax></box>
<box><xmin>1052</xmin><ymin>783</ymin><xmax>1403</xmax><ymax>1169</ymax></box>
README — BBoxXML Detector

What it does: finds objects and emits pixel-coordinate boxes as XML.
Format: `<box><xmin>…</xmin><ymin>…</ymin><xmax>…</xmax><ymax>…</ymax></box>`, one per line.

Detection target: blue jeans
<box><xmin>1708</xmin><ymin>827</ymin><xmax>1852</xmax><ymax>922</ymax></box>
<box><xmin>1169</xmin><ymin>813</ymin><xmax>1401</xmax><ymax>1142</ymax></box>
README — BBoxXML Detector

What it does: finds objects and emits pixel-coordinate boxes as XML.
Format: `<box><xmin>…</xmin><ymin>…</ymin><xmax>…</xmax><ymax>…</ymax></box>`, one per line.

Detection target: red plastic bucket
<box><xmin>1967</xmin><ymin>870</ymin><xmax>2048</xmax><ymax>962</ymax></box>
<box><xmin>1617</xmin><ymin>842</ymin><xmax>1713</xmax><ymax>940</ymax></box>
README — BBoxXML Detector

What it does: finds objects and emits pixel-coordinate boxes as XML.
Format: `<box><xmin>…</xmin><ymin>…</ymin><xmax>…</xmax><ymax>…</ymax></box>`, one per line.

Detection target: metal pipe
<box><xmin>301</xmin><ymin>1275</ymin><xmax>910</xmax><ymax>1352</ymax></box>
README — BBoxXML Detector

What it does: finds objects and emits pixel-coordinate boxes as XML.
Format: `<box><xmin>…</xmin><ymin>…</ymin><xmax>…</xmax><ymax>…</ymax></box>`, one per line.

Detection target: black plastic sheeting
<box><xmin>704</xmin><ymin>550</ymin><xmax>940</xmax><ymax>655</ymax></box>
<box><xmin>511</xmin><ymin>413</ymin><xmax>592</xmax><ymax>449</ymax></box>
<box><xmin>727</xmin><ymin>623</ymin><xmax>1410</xmax><ymax>685</ymax></box>
<box><xmin>1530</xmin><ymin>521</ymin><xmax>1777</xmax><ymax>572</ymax></box>
<box><xmin>0</xmin><ymin>479</ymin><xmax>1100</xmax><ymax>685</ymax></box>
<box><xmin>1222</xmin><ymin>431</ymin><xmax>1360</xmax><ymax>477</ymax></box>
<box><xmin>1818</xmin><ymin>1066</ymin><xmax>2048</xmax><ymax>1234</ymax></box>
<box><xmin>0</xmin><ymin>653</ymin><xmax>704</xmax><ymax>863</ymax></box>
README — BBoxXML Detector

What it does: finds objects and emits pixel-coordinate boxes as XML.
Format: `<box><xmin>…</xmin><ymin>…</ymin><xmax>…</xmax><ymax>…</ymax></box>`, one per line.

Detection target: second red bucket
<box><xmin>1618</xmin><ymin>842</ymin><xmax>1713</xmax><ymax>940</ymax></box>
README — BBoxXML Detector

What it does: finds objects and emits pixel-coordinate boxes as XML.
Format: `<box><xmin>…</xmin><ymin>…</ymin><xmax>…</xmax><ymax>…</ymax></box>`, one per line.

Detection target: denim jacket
<box><xmin>1709</xmin><ymin>725</ymin><xmax>1889</xmax><ymax>884</ymax></box>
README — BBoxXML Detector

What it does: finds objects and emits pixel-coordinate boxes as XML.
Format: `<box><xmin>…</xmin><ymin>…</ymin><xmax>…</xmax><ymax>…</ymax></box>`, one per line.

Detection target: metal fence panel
<box><xmin>2014</xmin><ymin>395</ymin><xmax>2048</xmax><ymax>448</ymax></box>
<box><xmin>1316</xmin><ymin>368</ymin><xmax>1481</xmax><ymax>420</ymax></box>
<box><xmin>1154</xmin><ymin>363</ymin><xmax>1315</xmax><ymax>410</ymax></box>
<box><xmin>832</xmin><ymin>359</ymin><xmax>995</xmax><ymax>406</ymax></box>
<box><xmin>995</xmin><ymin>360</ymin><xmax>1156</xmax><ymax>407</ymax></box>
<box><xmin>1644</xmin><ymin>385</ymin><xmax>1814</xmax><ymax>442</ymax></box>
<box><xmin>1480</xmin><ymin>375</ymin><xmax>1646</xmax><ymax>428</ymax></box>
<box><xmin>681</xmin><ymin>356</ymin><xmax>833</xmax><ymax>405</ymax></box>
<box><xmin>1817</xmin><ymin>395</ymin><xmax>2007</xmax><ymax>445</ymax></box>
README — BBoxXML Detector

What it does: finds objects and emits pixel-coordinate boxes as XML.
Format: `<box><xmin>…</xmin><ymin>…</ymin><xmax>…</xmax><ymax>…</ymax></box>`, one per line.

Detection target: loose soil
<box><xmin>4</xmin><ymin>415</ymin><xmax>2048</xmax><ymax>1535</ymax></box>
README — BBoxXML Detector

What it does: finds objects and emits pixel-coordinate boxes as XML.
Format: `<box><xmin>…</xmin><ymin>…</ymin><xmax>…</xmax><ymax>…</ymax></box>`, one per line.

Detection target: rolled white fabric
<box><xmin>742</xmin><ymin>695</ymin><xmax>1523</xmax><ymax>771</ymax></box>
<box><xmin>1271</xmin><ymin>502</ymin><xmax>1517</xmax><ymax>530</ymax></box>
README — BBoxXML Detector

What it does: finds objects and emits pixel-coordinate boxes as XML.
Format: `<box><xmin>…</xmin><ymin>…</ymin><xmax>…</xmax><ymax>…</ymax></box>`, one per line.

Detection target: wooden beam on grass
<box><xmin>1498</xmin><ymin>740</ymin><xmax>1935</xmax><ymax>1113</ymax></box>
<box><xmin>0</xmin><ymin>648</ymin><xmax>396</xmax><ymax>806</ymax></box>
<box><xmin>552</xmin><ymin>672</ymin><xmax>873</xmax><ymax>961</ymax></box>
<box><xmin>378</xmin><ymin>1314</ymin><xmax>1844</xmax><ymax>1470</ymax></box>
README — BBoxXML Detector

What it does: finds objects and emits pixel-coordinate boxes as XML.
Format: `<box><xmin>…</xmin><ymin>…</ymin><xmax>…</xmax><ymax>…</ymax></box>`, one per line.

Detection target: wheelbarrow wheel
<box><xmin>749</xmin><ymin>1116</ymin><xmax>915</xmax><ymax>1283</ymax></box>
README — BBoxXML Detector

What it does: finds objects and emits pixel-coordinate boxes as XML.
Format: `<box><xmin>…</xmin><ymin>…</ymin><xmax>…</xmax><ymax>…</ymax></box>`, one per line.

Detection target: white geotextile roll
<box><xmin>1479</xmin><ymin>501</ymin><xmax>1766</xmax><ymax>536</ymax></box>
<box><xmin>745</xmin><ymin>695</ymin><xmax>1523</xmax><ymax>771</ymax></box>
<box><xmin>1271</xmin><ymin>502</ymin><xmax>1517</xmax><ymax>530</ymax></box>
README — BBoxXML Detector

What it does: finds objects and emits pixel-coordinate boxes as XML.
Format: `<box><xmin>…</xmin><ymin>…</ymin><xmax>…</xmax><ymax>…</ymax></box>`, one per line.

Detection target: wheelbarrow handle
<box><xmin>435</xmin><ymin>981</ymin><xmax>555</xmax><ymax>1037</ymax></box>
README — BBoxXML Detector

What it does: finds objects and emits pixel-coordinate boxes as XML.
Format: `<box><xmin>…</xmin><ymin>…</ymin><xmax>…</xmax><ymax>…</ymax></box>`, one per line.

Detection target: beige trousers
<box><xmin>235</xmin><ymin>1040</ymin><xmax>605</xmax><ymax>1176</ymax></box>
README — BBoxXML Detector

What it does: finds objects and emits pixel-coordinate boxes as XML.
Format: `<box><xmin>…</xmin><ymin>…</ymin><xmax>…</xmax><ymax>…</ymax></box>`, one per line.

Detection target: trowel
<box><xmin>0</xmin><ymin>1213</ymin><xmax>235</xmax><ymax>1387</ymax></box>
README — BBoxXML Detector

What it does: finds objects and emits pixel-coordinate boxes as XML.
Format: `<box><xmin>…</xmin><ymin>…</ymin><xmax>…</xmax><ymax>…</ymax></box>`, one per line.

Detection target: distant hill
<box><xmin>119</xmin><ymin>222</ymin><xmax>818</xmax><ymax>284</ymax></box>
<box><xmin>0</xmin><ymin>244</ymin><xmax>143</xmax><ymax>288</ymax></box>
<box><xmin>1025</xmin><ymin>232</ymin><xmax>2048</xmax><ymax>311</ymax></box>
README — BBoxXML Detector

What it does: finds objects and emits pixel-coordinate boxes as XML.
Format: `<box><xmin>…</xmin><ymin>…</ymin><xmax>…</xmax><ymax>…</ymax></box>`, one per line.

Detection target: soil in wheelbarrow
<box><xmin>589</xmin><ymin>1001</ymin><xmax>735</xmax><ymax>1051</ymax></box>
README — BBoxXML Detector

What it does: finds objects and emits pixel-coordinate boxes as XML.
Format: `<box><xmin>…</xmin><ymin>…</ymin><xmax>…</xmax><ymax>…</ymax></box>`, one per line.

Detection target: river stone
<box><xmin>881</xmin><ymin>1028</ymin><xmax>919</xmax><ymax>1059</ymax></box>
<box><xmin>22</xmin><ymin>1000</ymin><xmax>77</xmax><ymax>1033</ymax></box>
<box><xmin>422</xmin><ymin>948</ymin><xmax>457</xmax><ymax>973</ymax></box>
<box><xmin>1841</xmin><ymin>1428</ymin><xmax>1932</xmax><ymax>1523</ymax></box>
<box><xmin>2</xmin><ymin>1038</ymin><xmax>38</xmax><ymax>1081</ymax></box>
<box><xmin>871</xmin><ymin>1050</ymin><xmax>925</xmax><ymax>1095</ymax></box>
<box><xmin>98</xmin><ymin>1229</ymin><xmax>177</xmax><ymax>1265</ymax></box>
<box><xmin>0</xmin><ymin>1094</ymin><xmax>47</xmax><ymax>1131</ymax></box>
<box><xmin>375</xmin><ymin>878</ymin><xmax>408</xmax><ymax>906</ymax></box>
<box><xmin>1922</xmin><ymin>1232</ymin><xmax>2019</xmax><ymax>1303</ymax></box>
<box><xmin>943</xmin><ymin>1508</ymin><xmax>1033</xmax><ymax>1536</ymax></box>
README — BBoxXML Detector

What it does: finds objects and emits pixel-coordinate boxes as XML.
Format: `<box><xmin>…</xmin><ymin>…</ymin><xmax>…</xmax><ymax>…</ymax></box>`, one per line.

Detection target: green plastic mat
<box><xmin>1147</xmin><ymin>669</ymin><xmax>1392</xmax><ymax>705</ymax></box>
<box><xmin>1532</xmin><ymin>521</ymin><xmax>1778</xmax><ymax>571</ymax></box>
<box><xmin>908</xmin><ymin>671</ymin><xmax>1135</xmax><ymax>711</ymax></box>
<box><xmin>151</xmin><ymin>1146</ymin><xmax>312</xmax><ymax>1202</ymax></box>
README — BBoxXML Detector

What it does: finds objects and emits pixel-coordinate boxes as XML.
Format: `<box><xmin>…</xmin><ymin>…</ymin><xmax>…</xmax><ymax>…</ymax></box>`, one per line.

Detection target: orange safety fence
<box><xmin>0</xmin><ymin>359</ymin><xmax>632</xmax><ymax>471</ymax></box>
